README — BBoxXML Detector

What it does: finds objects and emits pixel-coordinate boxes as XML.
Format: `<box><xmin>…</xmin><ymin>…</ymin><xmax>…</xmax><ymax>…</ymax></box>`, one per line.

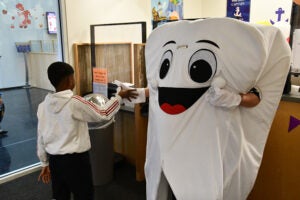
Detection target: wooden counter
<box><xmin>73</xmin><ymin>42</ymin><xmax>145</xmax><ymax>170</ymax></box>
<box><xmin>134</xmin><ymin>95</ymin><xmax>300</xmax><ymax>200</ymax></box>
<box><xmin>248</xmin><ymin>96</ymin><xmax>300</xmax><ymax>199</ymax></box>
<box><xmin>114</xmin><ymin>108</ymin><xmax>136</xmax><ymax>165</ymax></box>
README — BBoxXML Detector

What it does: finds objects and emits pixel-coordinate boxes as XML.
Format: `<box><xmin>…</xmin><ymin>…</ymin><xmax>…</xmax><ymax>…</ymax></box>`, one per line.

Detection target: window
<box><xmin>0</xmin><ymin>0</ymin><xmax>63</xmax><ymax>180</ymax></box>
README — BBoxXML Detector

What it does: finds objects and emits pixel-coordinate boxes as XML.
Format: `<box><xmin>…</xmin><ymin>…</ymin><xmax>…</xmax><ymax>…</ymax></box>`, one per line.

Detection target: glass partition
<box><xmin>0</xmin><ymin>0</ymin><xmax>63</xmax><ymax>179</ymax></box>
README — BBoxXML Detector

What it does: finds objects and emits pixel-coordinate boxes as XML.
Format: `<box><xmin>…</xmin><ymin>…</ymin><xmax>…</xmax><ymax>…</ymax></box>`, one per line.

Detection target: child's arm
<box><xmin>72</xmin><ymin>89</ymin><xmax>139</xmax><ymax>122</ymax></box>
<box><xmin>118</xmin><ymin>89</ymin><xmax>139</xmax><ymax>101</ymax></box>
<box><xmin>72</xmin><ymin>95</ymin><xmax>122</xmax><ymax>122</ymax></box>
<box><xmin>37</xmin><ymin>107</ymin><xmax>49</xmax><ymax>167</ymax></box>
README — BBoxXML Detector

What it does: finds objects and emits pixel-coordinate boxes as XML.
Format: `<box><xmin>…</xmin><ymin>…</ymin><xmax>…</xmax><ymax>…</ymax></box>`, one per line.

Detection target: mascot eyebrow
<box><xmin>163</xmin><ymin>40</ymin><xmax>176</xmax><ymax>47</ymax></box>
<box><xmin>162</xmin><ymin>40</ymin><xmax>220</xmax><ymax>49</ymax></box>
<box><xmin>196</xmin><ymin>40</ymin><xmax>220</xmax><ymax>49</ymax></box>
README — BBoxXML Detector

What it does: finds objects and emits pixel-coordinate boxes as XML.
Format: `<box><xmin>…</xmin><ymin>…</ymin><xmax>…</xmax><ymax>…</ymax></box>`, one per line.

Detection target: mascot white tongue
<box><xmin>144</xmin><ymin>18</ymin><xmax>291</xmax><ymax>200</ymax></box>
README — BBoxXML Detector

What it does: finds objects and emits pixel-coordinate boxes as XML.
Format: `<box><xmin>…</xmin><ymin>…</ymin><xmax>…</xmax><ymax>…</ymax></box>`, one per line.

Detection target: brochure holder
<box><xmin>15</xmin><ymin>42</ymin><xmax>31</xmax><ymax>88</ymax></box>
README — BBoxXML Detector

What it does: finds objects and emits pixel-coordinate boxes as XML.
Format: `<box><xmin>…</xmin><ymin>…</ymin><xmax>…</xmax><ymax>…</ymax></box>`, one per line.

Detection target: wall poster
<box><xmin>227</xmin><ymin>0</ymin><xmax>251</xmax><ymax>22</ymax></box>
<box><xmin>151</xmin><ymin>0</ymin><xmax>183</xmax><ymax>29</ymax></box>
<box><xmin>46</xmin><ymin>12</ymin><xmax>57</xmax><ymax>34</ymax></box>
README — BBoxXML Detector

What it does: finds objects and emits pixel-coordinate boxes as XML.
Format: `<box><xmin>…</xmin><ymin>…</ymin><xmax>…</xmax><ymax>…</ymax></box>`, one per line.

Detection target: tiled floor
<box><xmin>0</xmin><ymin>161</ymin><xmax>146</xmax><ymax>200</ymax></box>
<box><xmin>0</xmin><ymin>87</ymin><xmax>146</xmax><ymax>199</ymax></box>
<box><xmin>0</xmin><ymin>87</ymin><xmax>49</xmax><ymax>176</ymax></box>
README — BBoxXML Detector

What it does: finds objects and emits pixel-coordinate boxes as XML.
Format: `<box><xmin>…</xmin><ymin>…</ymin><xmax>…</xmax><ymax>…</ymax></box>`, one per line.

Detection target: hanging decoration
<box><xmin>0</xmin><ymin>1</ymin><xmax>46</xmax><ymax>30</ymax></box>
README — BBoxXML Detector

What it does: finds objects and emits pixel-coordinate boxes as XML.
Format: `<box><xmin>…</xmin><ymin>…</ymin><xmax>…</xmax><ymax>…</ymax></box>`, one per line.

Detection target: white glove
<box><xmin>206</xmin><ymin>86</ymin><xmax>242</xmax><ymax>109</ymax></box>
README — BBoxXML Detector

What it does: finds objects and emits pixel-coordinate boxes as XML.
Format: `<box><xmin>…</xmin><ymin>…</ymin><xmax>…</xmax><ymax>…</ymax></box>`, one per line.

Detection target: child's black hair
<box><xmin>47</xmin><ymin>62</ymin><xmax>74</xmax><ymax>88</ymax></box>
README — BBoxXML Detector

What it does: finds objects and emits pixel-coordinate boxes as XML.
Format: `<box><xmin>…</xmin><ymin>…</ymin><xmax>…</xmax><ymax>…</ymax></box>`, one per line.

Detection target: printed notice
<box><xmin>93</xmin><ymin>68</ymin><xmax>107</xmax><ymax>84</ymax></box>
<box><xmin>93</xmin><ymin>68</ymin><xmax>108</xmax><ymax>97</ymax></box>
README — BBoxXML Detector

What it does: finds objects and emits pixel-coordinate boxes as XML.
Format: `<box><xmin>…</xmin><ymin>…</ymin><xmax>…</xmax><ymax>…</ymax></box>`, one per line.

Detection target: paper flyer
<box><xmin>93</xmin><ymin>68</ymin><xmax>108</xmax><ymax>97</ymax></box>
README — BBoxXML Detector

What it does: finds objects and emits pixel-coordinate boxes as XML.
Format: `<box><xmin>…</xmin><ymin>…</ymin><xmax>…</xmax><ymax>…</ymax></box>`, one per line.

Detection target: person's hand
<box><xmin>118</xmin><ymin>89</ymin><xmax>138</xmax><ymax>102</ymax></box>
<box><xmin>206</xmin><ymin>86</ymin><xmax>242</xmax><ymax>109</ymax></box>
<box><xmin>239</xmin><ymin>92</ymin><xmax>260</xmax><ymax>107</ymax></box>
<box><xmin>38</xmin><ymin>166</ymin><xmax>51</xmax><ymax>184</ymax></box>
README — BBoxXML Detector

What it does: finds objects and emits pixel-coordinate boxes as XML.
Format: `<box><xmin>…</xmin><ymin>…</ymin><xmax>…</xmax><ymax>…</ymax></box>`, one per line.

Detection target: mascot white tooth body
<box><xmin>144</xmin><ymin>18</ymin><xmax>291</xmax><ymax>200</ymax></box>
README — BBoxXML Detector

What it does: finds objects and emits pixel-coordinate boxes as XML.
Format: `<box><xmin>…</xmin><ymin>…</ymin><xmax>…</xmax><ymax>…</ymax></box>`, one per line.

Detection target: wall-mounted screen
<box><xmin>46</xmin><ymin>12</ymin><xmax>57</xmax><ymax>34</ymax></box>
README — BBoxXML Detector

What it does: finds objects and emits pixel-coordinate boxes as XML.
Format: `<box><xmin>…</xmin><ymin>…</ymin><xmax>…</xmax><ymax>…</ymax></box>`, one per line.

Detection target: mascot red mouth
<box><xmin>159</xmin><ymin>87</ymin><xmax>209</xmax><ymax>115</ymax></box>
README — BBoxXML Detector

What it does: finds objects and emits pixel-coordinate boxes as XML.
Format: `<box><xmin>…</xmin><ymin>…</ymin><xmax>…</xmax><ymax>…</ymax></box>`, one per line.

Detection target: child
<box><xmin>37</xmin><ymin>61</ymin><xmax>136</xmax><ymax>200</ymax></box>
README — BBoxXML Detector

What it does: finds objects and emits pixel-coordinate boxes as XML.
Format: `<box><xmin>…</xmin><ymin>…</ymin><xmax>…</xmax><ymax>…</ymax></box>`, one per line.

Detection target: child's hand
<box><xmin>118</xmin><ymin>89</ymin><xmax>138</xmax><ymax>102</ymax></box>
<box><xmin>38</xmin><ymin>166</ymin><xmax>51</xmax><ymax>184</ymax></box>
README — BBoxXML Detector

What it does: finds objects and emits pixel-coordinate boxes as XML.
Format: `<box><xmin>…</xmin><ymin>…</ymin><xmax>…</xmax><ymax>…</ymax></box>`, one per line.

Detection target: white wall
<box><xmin>62</xmin><ymin>0</ymin><xmax>293</xmax><ymax>65</ymax></box>
<box><xmin>250</xmin><ymin>0</ymin><xmax>292</xmax><ymax>23</ymax></box>
<box><xmin>199</xmin><ymin>0</ymin><xmax>292</xmax><ymax>41</ymax></box>
<box><xmin>201</xmin><ymin>0</ymin><xmax>227</xmax><ymax>18</ymax></box>
<box><xmin>63</xmin><ymin>0</ymin><xmax>149</xmax><ymax>65</ymax></box>
<box><xmin>28</xmin><ymin>53</ymin><xmax>56</xmax><ymax>91</ymax></box>
<box><xmin>62</xmin><ymin>0</ymin><xmax>203</xmax><ymax>65</ymax></box>
<box><xmin>0</xmin><ymin>0</ymin><xmax>61</xmax><ymax>89</ymax></box>
<box><xmin>199</xmin><ymin>0</ymin><xmax>292</xmax><ymax>24</ymax></box>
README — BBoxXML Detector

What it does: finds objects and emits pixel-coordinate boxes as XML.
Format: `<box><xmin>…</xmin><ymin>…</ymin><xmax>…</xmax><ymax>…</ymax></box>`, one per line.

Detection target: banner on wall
<box><xmin>227</xmin><ymin>0</ymin><xmax>251</xmax><ymax>22</ymax></box>
<box><xmin>151</xmin><ymin>0</ymin><xmax>183</xmax><ymax>29</ymax></box>
<box><xmin>0</xmin><ymin>1</ymin><xmax>48</xmax><ymax>30</ymax></box>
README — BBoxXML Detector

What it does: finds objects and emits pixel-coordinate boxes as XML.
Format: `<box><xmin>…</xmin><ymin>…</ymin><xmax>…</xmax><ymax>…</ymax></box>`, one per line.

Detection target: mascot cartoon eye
<box><xmin>159</xmin><ymin>50</ymin><xmax>173</xmax><ymax>79</ymax></box>
<box><xmin>188</xmin><ymin>49</ymin><xmax>217</xmax><ymax>83</ymax></box>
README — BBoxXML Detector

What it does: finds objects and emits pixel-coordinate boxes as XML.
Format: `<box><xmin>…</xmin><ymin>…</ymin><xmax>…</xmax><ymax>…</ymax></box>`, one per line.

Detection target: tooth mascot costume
<box><xmin>144</xmin><ymin>18</ymin><xmax>291</xmax><ymax>200</ymax></box>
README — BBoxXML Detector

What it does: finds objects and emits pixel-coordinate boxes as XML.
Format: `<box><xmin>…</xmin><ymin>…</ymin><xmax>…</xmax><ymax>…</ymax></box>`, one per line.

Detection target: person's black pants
<box><xmin>49</xmin><ymin>151</ymin><xmax>94</xmax><ymax>200</ymax></box>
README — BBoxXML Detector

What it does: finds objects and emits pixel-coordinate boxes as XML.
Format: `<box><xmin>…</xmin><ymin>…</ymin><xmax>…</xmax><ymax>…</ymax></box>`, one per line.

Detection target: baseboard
<box><xmin>0</xmin><ymin>163</ymin><xmax>41</xmax><ymax>185</ymax></box>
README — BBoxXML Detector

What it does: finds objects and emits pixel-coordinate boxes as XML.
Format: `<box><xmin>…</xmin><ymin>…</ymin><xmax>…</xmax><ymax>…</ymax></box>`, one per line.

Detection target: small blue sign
<box><xmin>15</xmin><ymin>43</ymin><xmax>31</xmax><ymax>53</ymax></box>
<box><xmin>227</xmin><ymin>0</ymin><xmax>251</xmax><ymax>22</ymax></box>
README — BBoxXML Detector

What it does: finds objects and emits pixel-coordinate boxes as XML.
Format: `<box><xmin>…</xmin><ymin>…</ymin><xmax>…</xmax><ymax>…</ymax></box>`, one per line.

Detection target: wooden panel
<box><xmin>95</xmin><ymin>43</ymin><xmax>132</xmax><ymax>83</ymax></box>
<box><xmin>113</xmin><ymin>110</ymin><xmax>136</xmax><ymax>165</ymax></box>
<box><xmin>134</xmin><ymin>104</ymin><xmax>148</xmax><ymax>181</ymax></box>
<box><xmin>73</xmin><ymin>43</ymin><xmax>132</xmax><ymax>96</ymax></box>
<box><xmin>133</xmin><ymin>44</ymin><xmax>148</xmax><ymax>181</ymax></box>
<box><xmin>73</xmin><ymin>43</ymin><xmax>92</xmax><ymax>95</ymax></box>
<box><xmin>133</xmin><ymin>44</ymin><xmax>147</xmax><ymax>87</ymax></box>
<box><xmin>248</xmin><ymin>100</ymin><xmax>300</xmax><ymax>200</ymax></box>
<box><xmin>74</xmin><ymin>42</ymin><xmax>148</xmax><ymax>180</ymax></box>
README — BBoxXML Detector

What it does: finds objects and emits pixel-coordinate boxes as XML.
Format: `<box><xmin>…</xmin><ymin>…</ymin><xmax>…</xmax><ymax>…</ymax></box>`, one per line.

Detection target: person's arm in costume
<box><xmin>240</xmin><ymin>88</ymin><xmax>260</xmax><ymax>107</ymax></box>
<box><xmin>131</xmin><ymin>86</ymin><xmax>261</xmax><ymax>108</ymax></box>
<box><xmin>207</xmin><ymin>86</ymin><xmax>260</xmax><ymax>108</ymax></box>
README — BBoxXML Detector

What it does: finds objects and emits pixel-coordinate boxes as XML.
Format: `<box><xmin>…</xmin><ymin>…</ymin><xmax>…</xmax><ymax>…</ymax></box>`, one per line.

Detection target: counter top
<box><xmin>281</xmin><ymin>94</ymin><xmax>300</xmax><ymax>103</ymax></box>
<box><xmin>120</xmin><ymin>105</ymin><xmax>134</xmax><ymax>112</ymax></box>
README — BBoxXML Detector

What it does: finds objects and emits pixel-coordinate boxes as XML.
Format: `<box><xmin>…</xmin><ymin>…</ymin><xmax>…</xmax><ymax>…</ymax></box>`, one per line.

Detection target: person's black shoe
<box><xmin>0</xmin><ymin>130</ymin><xmax>8</xmax><ymax>135</ymax></box>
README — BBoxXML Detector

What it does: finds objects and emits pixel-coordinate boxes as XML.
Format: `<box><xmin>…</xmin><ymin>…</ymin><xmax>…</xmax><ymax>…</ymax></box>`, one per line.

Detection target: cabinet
<box><xmin>73</xmin><ymin>43</ymin><xmax>147</xmax><ymax>178</ymax></box>
<box><xmin>73</xmin><ymin>43</ymin><xmax>133</xmax><ymax>96</ymax></box>
<box><xmin>248</xmin><ymin>99</ymin><xmax>300</xmax><ymax>199</ymax></box>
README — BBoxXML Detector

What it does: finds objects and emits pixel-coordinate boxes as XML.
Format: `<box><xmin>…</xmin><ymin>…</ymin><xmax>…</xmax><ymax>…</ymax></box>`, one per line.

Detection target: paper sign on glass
<box><xmin>93</xmin><ymin>68</ymin><xmax>108</xmax><ymax>97</ymax></box>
